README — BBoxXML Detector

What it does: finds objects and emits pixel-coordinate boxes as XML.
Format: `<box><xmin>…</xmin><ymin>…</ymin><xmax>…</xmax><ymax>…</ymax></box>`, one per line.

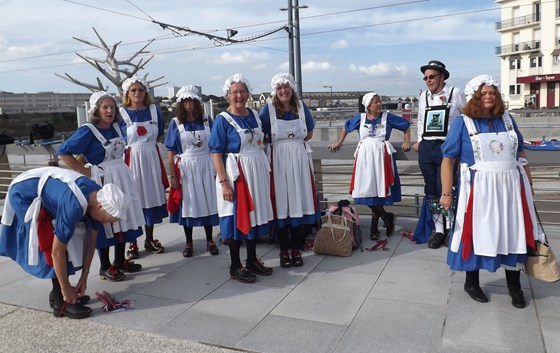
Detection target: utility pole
<box><xmin>281</xmin><ymin>1</ymin><xmax>307</xmax><ymax>98</ymax></box>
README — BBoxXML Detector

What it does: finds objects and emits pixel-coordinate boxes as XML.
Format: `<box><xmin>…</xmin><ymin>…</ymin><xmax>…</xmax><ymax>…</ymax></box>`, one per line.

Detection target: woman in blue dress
<box><xmin>328</xmin><ymin>92</ymin><xmax>411</xmax><ymax>239</ymax></box>
<box><xmin>440</xmin><ymin>75</ymin><xmax>540</xmax><ymax>308</ymax></box>
<box><xmin>120</xmin><ymin>76</ymin><xmax>169</xmax><ymax>259</ymax></box>
<box><xmin>209</xmin><ymin>73</ymin><xmax>274</xmax><ymax>284</ymax></box>
<box><xmin>259</xmin><ymin>73</ymin><xmax>319</xmax><ymax>268</ymax></box>
<box><xmin>0</xmin><ymin>167</ymin><xmax>127</xmax><ymax>319</ymax></box>
<box><xmin>58</xmin><ymin>91</ymin><xmax>145</xmax><ymax>281</ymax></box>
<box><xmin>164</xmin><ymin>85</ymin><xmax>219</xmax><ymax>258</ymax></box>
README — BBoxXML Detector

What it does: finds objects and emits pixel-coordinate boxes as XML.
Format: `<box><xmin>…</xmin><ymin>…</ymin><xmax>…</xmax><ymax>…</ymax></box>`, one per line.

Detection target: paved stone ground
<box><xmin>1</xmin><ymin>218</ymin><xmax>559</xmax><ymax>353</ymax></box>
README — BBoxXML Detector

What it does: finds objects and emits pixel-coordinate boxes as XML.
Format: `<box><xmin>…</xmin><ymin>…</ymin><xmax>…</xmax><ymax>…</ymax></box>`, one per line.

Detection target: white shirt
<box><xmin>416</xmin><ymin>85</ymin><xmax>466</xmax><ymax>141</ymax></box>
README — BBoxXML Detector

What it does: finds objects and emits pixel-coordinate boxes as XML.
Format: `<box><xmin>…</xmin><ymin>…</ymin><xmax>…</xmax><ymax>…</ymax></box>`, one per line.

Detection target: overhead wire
<box><xmin>0</xmin><ymin>1</ymin><xmax>506</xmax><ymax>74</ymax></box>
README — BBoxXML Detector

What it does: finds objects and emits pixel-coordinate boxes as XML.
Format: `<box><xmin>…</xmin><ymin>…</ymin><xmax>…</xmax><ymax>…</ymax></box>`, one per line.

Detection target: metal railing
<box><xmin>0</xmin><ymin>140</ymin><xmax>558</xmax><ymax>226</ymax></box>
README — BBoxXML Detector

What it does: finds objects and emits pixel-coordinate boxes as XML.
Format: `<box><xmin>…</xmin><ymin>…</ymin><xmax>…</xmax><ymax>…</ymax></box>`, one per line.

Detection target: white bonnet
<box><xmin>88</xmin><ymin>91</ymin><xmax>117</xmax><ymax>114</ymax></box>
<box><xmin>464</xmin><ymin>74</ymin><xmax>500</xmax><ymax>101</ymax></box>
<box><xmin>96</xmin><ymin>183</ymin><xmax>127</xmax><ymax>219</ymax></box>
<box><xmin>176</xmin><ymin>85</ymin><xmax>202</xmax><ymax>102</ymax></box>
<box><xmin>122</xmin><ymin>76</ymin><xmax>149</xmax><ymax>94</ymax></box>
<box><xmin>222</xmin><ymin>73</ymin><xmax>252</xmax><ymax>98</ymax></box>
<box><xmin>270</xmin><ymin>73</ymin><xmax>296</xmax><ymax>96</ymax></box>
<box><xmin>361</xmin><ymin>92</ymin><xmax>379</xmax><ymax>110</ymax></box>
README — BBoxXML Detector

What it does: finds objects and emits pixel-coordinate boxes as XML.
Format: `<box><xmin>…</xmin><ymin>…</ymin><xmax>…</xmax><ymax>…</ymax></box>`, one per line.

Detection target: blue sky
<box><xmin>0</xmin><ymin>0</ymin><xmax>501</xmax><ymax>97</ymax></box>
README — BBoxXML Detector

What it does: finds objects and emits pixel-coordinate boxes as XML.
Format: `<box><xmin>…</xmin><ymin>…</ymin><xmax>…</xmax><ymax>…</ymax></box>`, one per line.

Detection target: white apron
<box><xmin>351</xmin><ymin>113</ymin><xmax>396</xmax><ymax>198</ymax></box>
<box><xmin>450</xmin><ymin>113</ymin><xmax>541</xmax><ymax>257</ymax></box>
<box><xmin>173</xmin><ymin>117</ymin><xmax>218</xmax><ymax>219</ymax></box>
<box><xmin>1</xmin><ymin>167</ymin><xmax>88</xmax><ymax>267</ymax></box>
<box><xmin>216</xmin><ymin>111</ymin><xmax>274</xmax><ymax>228</ymax></box>
<box><xmin>120</xmin><ymin>105</ymin><xmax>167</xmax><ymax>209</ymax></box>
<box><xmin>84</xmin><ymin>123</ymin><xmax>145</xmax><ymax>237</ymax></box>
<box><xmin>267</xmin><ymin>102</ymin><xmax>315</xmax><ymax>220</ymax></box>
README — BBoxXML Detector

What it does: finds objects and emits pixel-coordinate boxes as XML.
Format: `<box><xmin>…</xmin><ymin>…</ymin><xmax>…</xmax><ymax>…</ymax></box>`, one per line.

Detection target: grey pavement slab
<box><xmin>271</xmin><ymin>270</ymin><xmax>376</xmax><ymax>326</ymax></box>
<box><xmin>334</xmin><ymin>297</ymin><xmax>446</xmax><ymax>353</ymax></box>
<box><xmin>238</xmin><ymin>315</ymin><xmax>347</xmax><ymax>353</ymax></box>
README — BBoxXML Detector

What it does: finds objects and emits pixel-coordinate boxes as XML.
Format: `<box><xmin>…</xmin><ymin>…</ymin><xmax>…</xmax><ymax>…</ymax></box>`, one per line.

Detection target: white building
<box><xmin>496</xmin><ymin>0</ymin><xmax>560</xmax><ymax>109</ymax></box>
<box><xmin>0</xmin><ymin>91</ymin><xmax>90</xmax><ymax>114</ymax></box>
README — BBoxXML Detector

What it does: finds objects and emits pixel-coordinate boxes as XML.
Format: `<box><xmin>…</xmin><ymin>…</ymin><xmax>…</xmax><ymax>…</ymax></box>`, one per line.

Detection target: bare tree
<box><xmin>55</xmin><ymin>27</ymin><xmax>166</xmax><ymax>96</ymax></box>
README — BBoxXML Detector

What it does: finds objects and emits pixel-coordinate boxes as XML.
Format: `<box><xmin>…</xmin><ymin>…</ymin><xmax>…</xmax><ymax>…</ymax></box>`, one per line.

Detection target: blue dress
<box><xmin>345</xmin><ymin>112</ymin><xmax>410</xmax><ymax>206</ymax></box>
<box><xmin>120</xmin><ymin>106</ymin><xmax>168</xmax><ymax>225</ymax></box>
<box><xmin>57</xmin><ymin>125</ymin><xmax>144</xmax><ymax>247</ymax></box>
<box><xmin>442</xmin><ymin>114</ymin><xmax>528</xmax><ymax>272</ymax></box>
<box><xmin>164</xmin><ymin>117</ymin><xmax>219</xmax><ymax>227</ymax></box>
<box><xmin>209</xmin><ymin>110</ymin><xmax>272</xmax><ymax>240</ymax></box>
<box><xmin>0</xmin><ymin>176</ymin><xmax>100</xmax><ymax>278</ymax></box>
<box><xmin>259</xmin><ymin>102</ymin><xmax>320</xmax><ymax>228</ymax></box>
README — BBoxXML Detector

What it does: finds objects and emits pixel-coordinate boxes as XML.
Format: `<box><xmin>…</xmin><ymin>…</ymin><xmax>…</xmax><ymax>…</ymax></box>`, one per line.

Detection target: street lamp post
<box><xmin>323</xmin><ymin>85</ymin><xmax>333</xmax><ymax>107</ymax></box>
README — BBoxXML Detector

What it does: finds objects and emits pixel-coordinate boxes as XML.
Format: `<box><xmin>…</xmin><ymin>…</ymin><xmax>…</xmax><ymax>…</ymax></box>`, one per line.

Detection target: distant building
<box><xmin>0</xmin><ymin>91</ymin><xmax>90</xmax><ymax>114</ymax></box>
<box><xmin>496</xmin><ymin>0</ymin><xmax>560</xmax><ymax>109</ymax></box>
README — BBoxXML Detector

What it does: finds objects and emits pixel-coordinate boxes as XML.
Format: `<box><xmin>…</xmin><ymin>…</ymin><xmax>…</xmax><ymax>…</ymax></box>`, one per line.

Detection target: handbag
<box><xmin>524</xmin><ymin>207</ymin><xmax>560</xmax><ymax>282</ymax></box>
<box><xmin>329</xmin><ymin>199</ymin><xmax>362</xmax><ymax>250</ymax></box>
<box><xmin>314</xmin><ymin>213</ymin><xmax>353</xmax><ymax>257</ymax></box>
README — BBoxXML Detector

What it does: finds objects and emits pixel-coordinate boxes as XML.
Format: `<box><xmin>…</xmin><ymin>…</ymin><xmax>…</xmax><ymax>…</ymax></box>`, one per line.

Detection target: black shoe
<box><xmin>464</xmin><ymin>284</ymin><xmax>489</xmax><ymax>303</ymax></box>
<box><xmin>207</xmin><ymin>241</ymin><xmax>219</xmax><ymax>255</ymax></box>
<box><xmin>443</xmin><ymin>234</ymin><xmax>449</xmax><ymax>247</ymax></box>
<box><xmin>291</xmin><ymin>250</ymin><xmax>304</xmax><ymax>267</ymax></box>
<box><xmin>370</xmin><ymin>216</ymin><xmax>380</xmax><ymax>240</ymax></box>
<box><xmin>53</xmin><ymin>302</ymin><xmax>92</xmax><ymax>319</ymax></box>
<box><xmin>99</xmin><ymin>266</ymin><xmax>126</xmax><ymax>281</ymax></box>
<box><xmin>230</xmin><ymin>268</ymin><xmax>257</xmax><ymax>283</ymax></box>
<box><xmin>509</xmin><ymin>290</ymin><xmax>526</xmax><ymax>309</ymax></box>
<box><xmin>384</xmin><ymin>213</ymin><xmax>396</xmax><ymax>237</ymax></box>
<box><xmin>245</xmin><ymin>259</ymin><xmax>273</xmax><ymax>276</ymax></box>
<box><xmin>428</xmin><ymin>232</ymin><xmax>445</xmax><ymax>249</ymax></box>
<box><xmin>279</xmin><ymin>251</ymin><xmax>292</xmax><ymax>268</ymax></box>
<box><xmin>183</xmin><ymin>243</ymin><xmax>193</xmax><ymax>258</ymax></box>
<box><xmin>49</xmin><ymin>291</ymin><xmax>90</xmax><ymax>308</ymax></box>
<box><xmin>113</xmin><ymin>260</ymin><xmax>142</xmax><ymax>273</ymax></box>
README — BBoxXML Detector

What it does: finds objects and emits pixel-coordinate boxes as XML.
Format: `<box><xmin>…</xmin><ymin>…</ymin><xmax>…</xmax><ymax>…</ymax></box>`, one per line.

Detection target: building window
<box><xmin>509</xmin><ymin>58</ymin><xmax>521</xmax><ymax>70</ymax></box>
<box><xmin>509</xmin><ymin>85</ymin><xmax>521</xmax><ymax>95</ymax></box>
<box><xmin>530</xmin><ymin>56</ymin><xmax>543</xmax><ymax>67</ymax></box>
<box><xmin>554</xmin><ymin>55</ymin><xmax>560</xmax><ymax>66</ymax></box>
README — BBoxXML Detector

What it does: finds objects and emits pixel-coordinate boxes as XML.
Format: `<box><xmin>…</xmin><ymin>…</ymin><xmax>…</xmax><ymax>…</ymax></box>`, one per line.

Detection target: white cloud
<box><xmin>219</xmin><ymin>52</ymin><xmax>245</xmax><ymax>64</ymax></box>
<box><xmin>331</xmin><ymin>39</ymin><xmax>349</xmax><ymax>49</ymax></box>
<box><xmin>302</xmin><ymin>61</ymin><xmax>334</xmax><ymax>72</ymax></box>
<box><xmin>349</xmin><ymin>62</ymin><xmax>409</xmax><ymax>77</ymax></box>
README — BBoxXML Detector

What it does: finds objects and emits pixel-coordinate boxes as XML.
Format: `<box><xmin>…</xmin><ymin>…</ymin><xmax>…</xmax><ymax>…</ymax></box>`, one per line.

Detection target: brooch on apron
<box><xmin>287</xmin><ymin>131</ymin><xmax>295</xmax><ymax>139</ymax></box>
<box><xmin>489</xmin><ymin>140</ymin><xmax>504</xmax><ymax>154</ymax></box>
<box><xmin>191</xmin><ymin>132</ymin><xmax>203</xmax><ymax>148</ymax></box>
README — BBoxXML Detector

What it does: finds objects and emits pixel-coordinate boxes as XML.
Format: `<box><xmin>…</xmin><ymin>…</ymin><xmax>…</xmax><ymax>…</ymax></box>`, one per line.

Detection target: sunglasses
<box><xmin>423</xmin><ymin>74</ymin><xmax>441</xmax><ymax>81</ymax></box>
<box><xmin>130</xmin><ymin>88</ymin><xmax>145</xmax><ymax>93</ymax></box>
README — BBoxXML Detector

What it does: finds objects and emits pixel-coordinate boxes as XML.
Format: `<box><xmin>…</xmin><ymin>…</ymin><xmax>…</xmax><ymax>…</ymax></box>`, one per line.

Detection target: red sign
<box><xmin>517</xmin><ymin>74</ymin><xmax>560</xmax><ymax>83</ymax></box>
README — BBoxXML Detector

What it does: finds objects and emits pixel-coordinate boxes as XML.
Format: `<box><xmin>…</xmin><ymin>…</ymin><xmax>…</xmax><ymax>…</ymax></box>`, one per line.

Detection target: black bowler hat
<box><xmin>420</xmin><ymin>60</ymin><xmax>450</xmax><ymax>80</ymax></box>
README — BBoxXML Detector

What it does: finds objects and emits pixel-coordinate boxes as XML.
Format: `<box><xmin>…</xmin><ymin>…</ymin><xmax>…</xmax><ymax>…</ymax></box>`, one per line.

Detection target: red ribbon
<box><xmin>519</xmin><ymin>178</ymin><xmax>536</xmax><ymax>252</ymax></box>
<box><xmin>383</xmin><ymin>144</ymin><xmax>395</xmax><ymax>195</ymax></box>
<box><xmin>235</xmin><ymin>162</ymin><xmax>255</xmax><ymax>234</ymax></box>
<box><xmin>461</xmin><ymin>179</ymin><xmax>475</xmax><ymax>260</ymax></box>
<box><xmin>37</xmin><ymin>207</ymin><xmax>55</xmax><ymax>266</ymax></box>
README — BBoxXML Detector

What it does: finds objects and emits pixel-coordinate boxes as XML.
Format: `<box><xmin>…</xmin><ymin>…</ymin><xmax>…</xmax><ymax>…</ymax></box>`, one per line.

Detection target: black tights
<box><xmin>368</xmin><ymin>205</ymin><xmax>387</xmax><ymax>219</ymax></box>
<box><xmin>183</xmin><ymin>226</ymin><xmax>214</xmax><ymax>244</ymax></box>
<box><xmin>228</xmin><ymin>238</ymin><xmax>257</xmax><ymax>271</ymax></box>
<box><xmin>51</xmin><ymin>278</ymin><xmax>62</xmax><ymax>303</ymax></box>
<box><xmin>277</xmin><ymin>226</ymin><xmax>304</xmax><ymax>251</ymax></box>
<box><xmin>466</xmin><ymin>269</ymin><xmax>521</xmax><ymax>292</ymax></box>
<box><xmin>99</xmin><ymin>243</ymin><xmax>126</xmax><ymax>270</ymax></box>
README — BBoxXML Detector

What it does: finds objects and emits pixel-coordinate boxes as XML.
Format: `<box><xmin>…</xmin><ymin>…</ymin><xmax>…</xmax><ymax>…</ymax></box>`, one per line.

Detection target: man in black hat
<box><xmin>412</xmin><ymin>60</ymin><xmax>466</xmax><ymax>249</ymax></box>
